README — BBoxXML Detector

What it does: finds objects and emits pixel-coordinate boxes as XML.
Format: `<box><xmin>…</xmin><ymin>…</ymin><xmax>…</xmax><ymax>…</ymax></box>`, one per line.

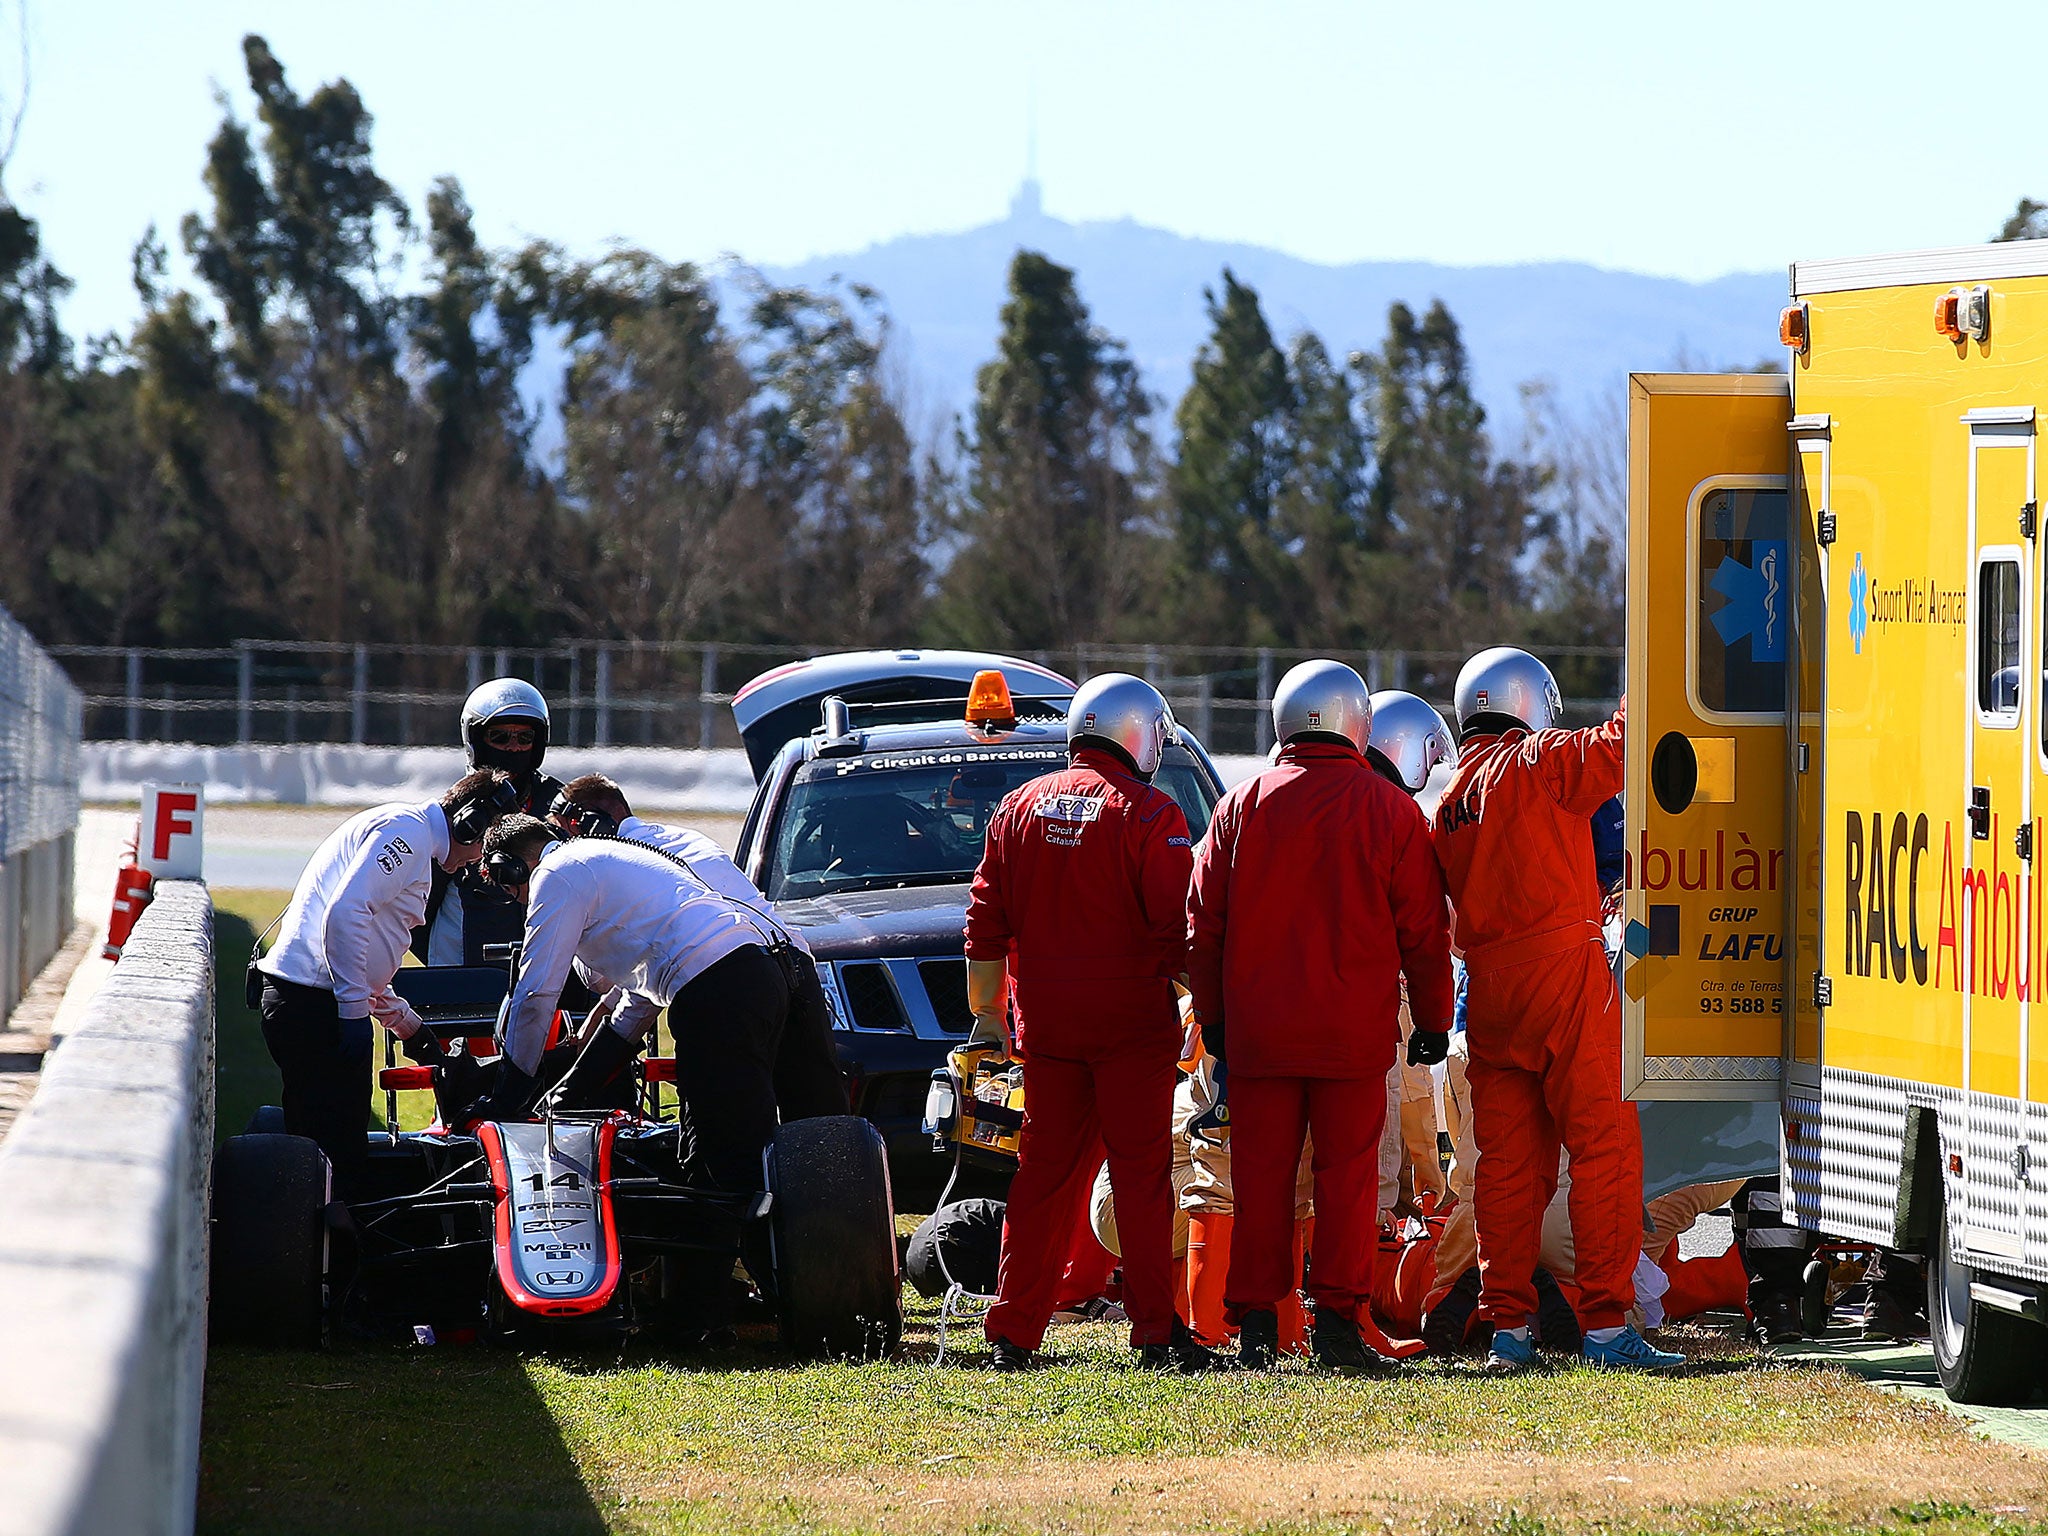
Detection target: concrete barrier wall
<box><xmin>0</xmin><ymin>881</ymin><xmax>213</xmax><ymax>1536</ymax></box>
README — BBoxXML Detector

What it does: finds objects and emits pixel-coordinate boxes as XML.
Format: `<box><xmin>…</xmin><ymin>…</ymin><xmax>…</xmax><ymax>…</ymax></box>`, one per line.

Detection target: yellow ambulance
<box><xmin>1624</xmin><ymin>240</ymin><xmax>2048</xmax><ymax>1401</ymax></box>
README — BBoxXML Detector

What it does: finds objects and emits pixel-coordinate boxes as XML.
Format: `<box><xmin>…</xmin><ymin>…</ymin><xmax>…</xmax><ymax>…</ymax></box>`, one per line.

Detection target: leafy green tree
<box><xmin>1274</xmin><ymin>331</ymin><xmax>1373</xmax><ymax>646</ymax></box>
<box><xmin>1362</xmin><ymin>298</ymin><xmax>1543</xmax><ymax>653</ymax></box>
<box><xmin>743</xmin><ymin>276</ymin><xmax>931</xmax><ymax>641</ymax></box>
<box><xmin>1995</xmin><ymin>198</ymin><xmax>2048</xmax><ymax>242</ymax></box>
<box><xmin>1168</xmin><ymin>268</ymin><xmax>1297</xmax><ymax>644</ymax></box>
<box><xmin>550</xmin><ymin>248</ymin><xmax>762</xmax><ymax>643</ymax></box>
<box><xmin>939</xmin><ymin>250</ymin><xmax>1157</xmax><ymax>648</ymax></box>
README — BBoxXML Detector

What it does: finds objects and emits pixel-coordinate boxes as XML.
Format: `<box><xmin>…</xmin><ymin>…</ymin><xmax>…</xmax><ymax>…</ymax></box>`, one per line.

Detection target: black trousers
<box><xmin>671</xmin><ymin>944</ymin><xmax>792</xmax><ymax>1195</ymax></box>
<box><xmin>667</xmin><ymin>944</ymin><xmax>797</xmax><ymax>1325</ymax></box>
<box><xmin>259</xmin><ymin>976</ymin><xmax>372</xmax><ymax>1198</ymax></box>
<box><xmin>776</xmin><ymin>953</ymin><xmax>849</xmax><ymax>1121</ymax></box>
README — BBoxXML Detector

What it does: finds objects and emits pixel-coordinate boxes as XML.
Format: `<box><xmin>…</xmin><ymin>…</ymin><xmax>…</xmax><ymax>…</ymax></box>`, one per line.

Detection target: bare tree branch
<box><xmin>0</xmin><ymin>0</ymin><xmax>30</xmax><ymax>196</ymax></box>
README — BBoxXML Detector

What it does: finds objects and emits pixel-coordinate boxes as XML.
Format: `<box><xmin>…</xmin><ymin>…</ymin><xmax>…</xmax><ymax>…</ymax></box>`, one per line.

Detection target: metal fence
<box><xmin>46</xmin><ymin>639</ymin><xmax>1623</xmax><ymax>758</ymax></box>
<box><xmin>1</xmin><ymin>604</ymin><xmax>83</xmax><ymax>1022</ymax></box>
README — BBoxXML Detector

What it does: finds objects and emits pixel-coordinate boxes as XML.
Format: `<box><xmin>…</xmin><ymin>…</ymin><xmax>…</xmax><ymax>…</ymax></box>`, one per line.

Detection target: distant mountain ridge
<box><xmin>763</xmin><ymin>181</ymin><xmax>1786</xmax><ymax>444</ymax></box>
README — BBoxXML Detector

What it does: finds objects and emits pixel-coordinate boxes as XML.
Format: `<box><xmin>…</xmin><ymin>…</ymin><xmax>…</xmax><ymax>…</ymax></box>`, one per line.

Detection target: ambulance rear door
<box><xmin>1622</xmin><ymin>373</ymin><xmax>1793</xmax><ymax>1100</ymax></box>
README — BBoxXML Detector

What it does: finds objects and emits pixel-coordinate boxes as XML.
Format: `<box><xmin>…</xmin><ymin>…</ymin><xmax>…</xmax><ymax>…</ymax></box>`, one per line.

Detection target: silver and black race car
<box><xmin>209</xmin><ymin>960</ymin><xmax>901</xmax><ymax>1356</ymax></box>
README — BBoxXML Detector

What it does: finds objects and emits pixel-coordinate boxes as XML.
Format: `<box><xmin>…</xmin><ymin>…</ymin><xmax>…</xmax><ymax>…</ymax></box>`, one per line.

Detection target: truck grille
<box><xmin>836</xmin><ymin>961</ymin><xmax>909</xmax><ymax>1032</ymax></box>
<box><xmin>918</xmin><ymin>959</ymin><xmax>973</xmax><ymax>1034</ymax></box>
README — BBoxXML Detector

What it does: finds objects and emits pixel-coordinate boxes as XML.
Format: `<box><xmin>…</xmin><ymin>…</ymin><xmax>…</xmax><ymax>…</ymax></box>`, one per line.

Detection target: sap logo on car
<box><xmin>522</xmin><ymin>1218</ymin><xmax>580</xmax><ymax>1233</ymax></box>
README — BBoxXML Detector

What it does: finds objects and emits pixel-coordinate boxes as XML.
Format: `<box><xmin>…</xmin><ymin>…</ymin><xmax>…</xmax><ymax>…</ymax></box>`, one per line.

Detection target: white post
<box><xmin>1255</xmin><ymin>649</ymin><xmax>1274</xmax><ymax>754</ymax></box>
<box><xmin>699</xmin><ymin>644</ymin><xmax>719</xmax><ymax>750</ymax></box>
<box><xmin>351</xmin><ymin>644</ymin><xmax>368</xmax><ymax>745</ymax></box>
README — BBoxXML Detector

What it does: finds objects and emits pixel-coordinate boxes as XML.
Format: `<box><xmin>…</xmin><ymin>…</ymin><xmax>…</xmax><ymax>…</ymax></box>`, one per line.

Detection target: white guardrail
<box><xmin>80</xmin><ymin>742</ymin><xmax>1290</xmax><ymax>810</ymax></box>
<box><xmin>83</xmin><ymin>743</ymin><xmax>763</xmax><ymax>814</ymax></box>
<box><xmin>1</xmin><ymin>606</ymin><xmax>83</xmax><ymax>1022</ymax></box>
<box><xmin>0</xmin><ymin>881</ymin><xmax>213</xmax><ymax>1536</ymax></box>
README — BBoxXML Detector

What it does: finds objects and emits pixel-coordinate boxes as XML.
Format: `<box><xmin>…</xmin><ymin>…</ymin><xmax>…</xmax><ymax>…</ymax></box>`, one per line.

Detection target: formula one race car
<box><xmin>210</xmin><ymin>960</ymin><xmax>902</xmax><ymax>1357</ymax></box>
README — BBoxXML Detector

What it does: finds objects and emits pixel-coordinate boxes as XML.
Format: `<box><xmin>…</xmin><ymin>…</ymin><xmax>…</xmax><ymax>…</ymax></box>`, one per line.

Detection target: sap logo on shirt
<box><xmin>376</xmin><ymin>836</ymin><xmax>414</xmax><ymax>874</ymax></box>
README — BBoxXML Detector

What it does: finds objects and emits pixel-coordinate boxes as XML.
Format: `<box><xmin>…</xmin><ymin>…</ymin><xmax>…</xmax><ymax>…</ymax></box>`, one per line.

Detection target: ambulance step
<box><xmin>1968</xmin><ymin>1280</ymin><xmax>2046</xmax><ymax>1323</ymax></box>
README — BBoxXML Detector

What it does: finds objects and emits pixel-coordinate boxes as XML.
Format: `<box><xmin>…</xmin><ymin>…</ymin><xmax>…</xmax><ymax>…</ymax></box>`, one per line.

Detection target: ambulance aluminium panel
<box><xmin>1624</xmin><ymin>244</ymin><xmax>2048</xmax><ymax>1315</ymax></box>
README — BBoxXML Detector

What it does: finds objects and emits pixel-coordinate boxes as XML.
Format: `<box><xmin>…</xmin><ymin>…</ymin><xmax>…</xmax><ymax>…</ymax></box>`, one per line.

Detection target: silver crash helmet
<box><xmin>1453</xmin><ymin>647</ymin><xmax>1562</xmax><ymax>738</ymax></box>
<box><xmin>461</xmin><ymin>678</ymin><xmax>551</xmax><ymax>773</ymax></box>
<box><xmin>1272</xmin><ymin>659</ymin><xmax>1371</xmax><ymax>751</ymax></box>
<box><xmin>1365</xmin><ymin>690</ymin><xmax>1456</xmax><ymax>793</ymax></box>
<box><xmin>1067</xmin><ymin>672</ymin><xmax>1174</xmax><ymax>779</ymax></box>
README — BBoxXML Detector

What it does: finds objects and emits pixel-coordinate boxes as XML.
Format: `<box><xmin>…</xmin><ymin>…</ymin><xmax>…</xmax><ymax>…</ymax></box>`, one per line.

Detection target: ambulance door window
<box><xmin>1695</xmin><ymin>485</ymin><xmax>1789</xmax><ymax>721</ymax></box>
<box><xmin>1978</xmin><ymin>558</ymin><xmax>2022</xmax><ymax>722</ymax></box>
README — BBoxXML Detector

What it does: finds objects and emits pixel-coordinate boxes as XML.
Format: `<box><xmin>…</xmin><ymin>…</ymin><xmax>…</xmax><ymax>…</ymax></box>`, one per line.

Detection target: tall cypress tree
<box><xmin>1365</xmin><ymin>298</ymin><xmax>1541</xmax><ymax>651</ymax></box>
<box><xmin>938</xmin><ymin>250</ymin><xmax>1155</xmax><ymax>649</ymax></box>
<box><xmin>1168</xmin><ymin>268</ymin><xmax>1296</xmax><ymax>645</ymax></box>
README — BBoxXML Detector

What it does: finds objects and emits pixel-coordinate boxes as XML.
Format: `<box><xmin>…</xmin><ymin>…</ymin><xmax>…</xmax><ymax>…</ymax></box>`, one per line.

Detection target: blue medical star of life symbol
<box><xmin>1847</xmin><ymin>553</ymin><xmax>1869</xmax><ymax>654</ymax></box>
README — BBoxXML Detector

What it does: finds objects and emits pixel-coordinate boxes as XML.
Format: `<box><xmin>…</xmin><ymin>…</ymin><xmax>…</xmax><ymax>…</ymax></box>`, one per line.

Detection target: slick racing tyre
<box><xmin>770</xmin><ymin>1115</ymin><xmax>902</xmax><ymax>1359</ymax></box>
<box><xmin>211</xmin><ymin>1132</ymin><xmax>328</xmax><ymax>1348</ymax></box>
<box><xmin>1927</xmin><ymin>1194</ymin><xmax>2046</xmax><ymax>1404</ymax></box>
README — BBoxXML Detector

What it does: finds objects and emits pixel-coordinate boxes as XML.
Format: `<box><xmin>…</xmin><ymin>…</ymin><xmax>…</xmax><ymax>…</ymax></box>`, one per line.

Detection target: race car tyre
<box><xmin>1927</xmin><ymin>1194</ymin><xmax>2046</xmax><ymax>1404</ymax></box>
<box><xmin>244</xmin><ymin>1105</ymin><xmax>287</xmax><ymax>1135</ymax></box>
<box><xmin>769</xmin><ymin>1114</ymin><xmax>902</xmax><ymax>1358</ymax></box>
<box><xmin>211</xmin><ymin>1132</ymin><xmax>327</xmax><ymax>1348</ymax></box>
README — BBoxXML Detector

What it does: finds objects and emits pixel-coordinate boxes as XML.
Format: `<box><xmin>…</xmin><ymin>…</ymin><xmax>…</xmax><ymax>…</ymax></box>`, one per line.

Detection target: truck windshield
<box><xmin>764</xmin><ymin>745</ymin><xmax>1217</xmax><ymax>900</ymax></box>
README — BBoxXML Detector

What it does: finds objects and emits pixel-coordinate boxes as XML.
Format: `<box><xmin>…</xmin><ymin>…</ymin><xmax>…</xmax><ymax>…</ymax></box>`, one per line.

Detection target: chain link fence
<box><xmin>47</xmin><ymin>639</ymin><xmax>1623</xmax><ymax>759</ymax></box>
<box><xmin>1</xmin><ymin>604</ymin><xmax>83</xmax><ymax>1022</ymax></box>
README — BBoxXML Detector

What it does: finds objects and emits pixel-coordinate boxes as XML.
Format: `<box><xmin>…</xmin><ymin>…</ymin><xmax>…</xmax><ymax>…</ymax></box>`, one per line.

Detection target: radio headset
<box><xmin>452</xmin><ymin>774</ymin><xmax>524</xmax><ymax>845</ymax></box>
<box><xmin>249</xmin><ymin>776</ymin><xmax>522</xmax><ymax>1010</ymax></box>
<box><xmin>542</xmin><ymin>790</ymin><xmax>798</xmax><ymax>959</ymax></box>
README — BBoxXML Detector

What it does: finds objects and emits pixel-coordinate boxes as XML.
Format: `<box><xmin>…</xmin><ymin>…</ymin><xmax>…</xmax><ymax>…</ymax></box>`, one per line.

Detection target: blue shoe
<box><xmin>1485</xmin><ymin>1328</ymin><xmax>1539</xmax><ymax>1374</ymax></box>
<box><xmin>1583</xmin><ymin>1326</ymin><xmax>1684</xmax><ymax>1372</ymax></box>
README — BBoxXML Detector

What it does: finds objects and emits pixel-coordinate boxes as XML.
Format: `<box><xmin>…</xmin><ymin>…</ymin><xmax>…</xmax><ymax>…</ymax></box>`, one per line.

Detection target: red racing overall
<box><xmin>966</xmin><ymin>748</ymin><xmax>1193</xmax><ymax>1351</ymax></box>
<box><xmin>1187</xmin><ymin>740</ymin><xmax>1455</xmax><ymax>1339</ymax></box>
<box><xmin>1431</xmin><ymin>702</ymin><xmax>1639</xmax><ymax>1332</ymax></box>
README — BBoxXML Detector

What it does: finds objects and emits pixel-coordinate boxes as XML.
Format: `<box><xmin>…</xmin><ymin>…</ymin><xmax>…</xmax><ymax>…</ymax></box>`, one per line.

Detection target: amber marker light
<box><xmin>1779</xmin><ymin>303</ymin><xmax>1809</xmax><ymax>355</ymax></box>
<box><xmin>1935</xmin><ymin>290</ymin><xmax>1965</xmax><ymax>342</ymax></box>
<box><xmin>965</xmin><ymin>669</ymin><xmax>1017</xmax><ymax>727</ymax></box>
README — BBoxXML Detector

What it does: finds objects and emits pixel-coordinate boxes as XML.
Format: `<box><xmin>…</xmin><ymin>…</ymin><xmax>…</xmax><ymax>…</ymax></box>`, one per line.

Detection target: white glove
<box><xmin>966</xmin><ymin>959</ymin><xmax>1010</xmax><ymax>1050</ymax></box>
<box><xmin>369</xmin><ymin>987</ymin><xmax>423</xmax><ymax>1041</ymax></box>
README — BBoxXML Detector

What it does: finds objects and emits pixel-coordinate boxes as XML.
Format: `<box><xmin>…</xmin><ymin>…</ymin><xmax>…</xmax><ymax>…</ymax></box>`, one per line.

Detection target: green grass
<box><xmin>212</xmin><ymin>886</ymin><xmax>444</xmax><ymax>1139</ymax></box>
<box><xmin>201</xmin><ymin>888</ymin><xmax>2048</xmax><ymax>1536</ymax></box>
<box><xmin>199</xmin><ymin>1301</ymin><xmax>2034</xmax><ymax>1536</ymax></box>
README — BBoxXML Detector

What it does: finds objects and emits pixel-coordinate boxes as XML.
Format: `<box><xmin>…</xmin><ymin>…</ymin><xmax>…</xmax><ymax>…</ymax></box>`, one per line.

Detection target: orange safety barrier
<box><xmin>102</xmin><ymin>862</ymin><xmax>154</xmax><ymax>962</ymax></box>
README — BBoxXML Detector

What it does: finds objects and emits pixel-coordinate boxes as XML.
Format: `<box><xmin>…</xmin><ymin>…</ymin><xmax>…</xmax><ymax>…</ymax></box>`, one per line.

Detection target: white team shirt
<box><xmin>260</xmin><ymin>801</ymin><xmax>451</xmax><ymax>1016</ymax></box>
<box><xmin>614</xmin><ymin>815</ymin><xmax>809</xmax><ymax>956</ymax></box>
<box><xmin>502</xmin><ymin>838</ymin><xmax>775</xmax><ymax>1073</ymax></box>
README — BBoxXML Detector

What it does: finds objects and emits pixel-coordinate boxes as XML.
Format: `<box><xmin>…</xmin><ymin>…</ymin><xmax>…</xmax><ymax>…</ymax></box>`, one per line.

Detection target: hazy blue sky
<box><xmin>7</xmin><ymin>0</ymin><xmax>2044</xmax><ymax>340</ymax></box>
